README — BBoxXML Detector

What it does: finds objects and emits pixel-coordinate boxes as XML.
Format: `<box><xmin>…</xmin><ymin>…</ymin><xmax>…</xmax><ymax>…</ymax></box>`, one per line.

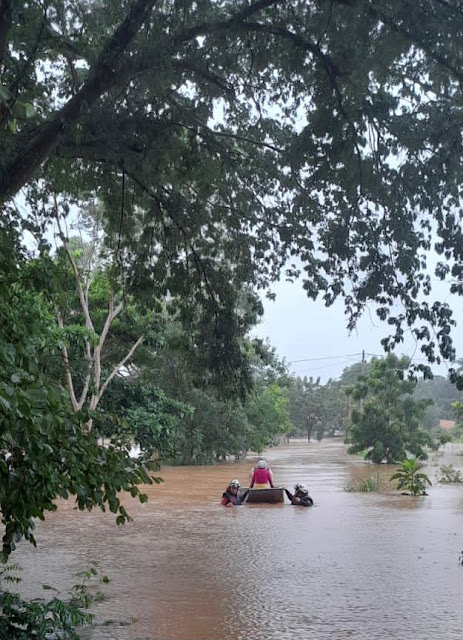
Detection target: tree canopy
<box><xmin>1</xmin><ymin>0</ymin><xmax>462</xmax><ymax>384</ymax></box>
<box><xmin>347</xmin><ymin>353</ymin><xmax>433</xmax><ymax>463</ymax></box>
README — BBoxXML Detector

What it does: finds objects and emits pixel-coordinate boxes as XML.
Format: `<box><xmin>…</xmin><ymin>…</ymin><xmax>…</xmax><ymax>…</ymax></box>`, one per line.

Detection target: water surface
<box><xmin>17</xmin><ymin>440</ymin><xmax>463</xmax><ymax>640</ymax></box>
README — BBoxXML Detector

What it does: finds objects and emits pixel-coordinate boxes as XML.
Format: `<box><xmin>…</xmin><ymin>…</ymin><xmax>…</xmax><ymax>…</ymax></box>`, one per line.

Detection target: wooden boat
<box><xmin>241</xmin><ymin>487</ymin><xmax>285</xmax><ymax>504</ymax></box>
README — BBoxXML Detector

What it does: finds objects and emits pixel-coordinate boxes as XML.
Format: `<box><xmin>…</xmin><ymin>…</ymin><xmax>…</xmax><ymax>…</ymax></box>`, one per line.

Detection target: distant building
<box><xmin>439</xmin><ymin>419</ymin><xmax>455</xmax><ymax>431</ymax></box>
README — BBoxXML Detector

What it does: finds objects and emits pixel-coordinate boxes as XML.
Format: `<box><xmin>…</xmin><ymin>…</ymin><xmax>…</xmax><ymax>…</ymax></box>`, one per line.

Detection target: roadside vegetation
<box><xmin>389</xmin><ymin>458</ymin><xmax>432</xmax><ymax>496</ymax></box>
<box><xmin>436</xmin><ymin>465</ymin><xmax>463</xmax><ymax>484</ymax></box>
<box><xmin>1</xmin><ymin>0</ymin><xmax>463</xmax><ymax>636</ymax></box>
<box><xmin>344</xmin><ymin>473</ymin><xmax>384</xmax><ymax>493</ymax></box>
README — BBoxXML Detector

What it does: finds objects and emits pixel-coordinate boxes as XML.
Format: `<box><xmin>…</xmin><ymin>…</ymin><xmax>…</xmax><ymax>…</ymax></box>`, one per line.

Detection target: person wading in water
<box><xmin>284</xmin><ymin>483</ymin><xmax>314</xmax><ymax>507</ymax></box>
<box><xmin>220</xmin><ymin>479</ymin><xmax>248</xmax><ymax>507</ymax></box>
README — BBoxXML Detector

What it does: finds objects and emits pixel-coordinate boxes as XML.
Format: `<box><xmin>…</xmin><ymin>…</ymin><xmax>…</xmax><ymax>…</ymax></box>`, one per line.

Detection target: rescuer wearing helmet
<box><xmin>220</xmin><ymin>479</ymin><xmax>248</xmax><ymax>507</ymax></box>
<box><xmin>249</xmin><ymin>458</ymin><xmax>274</xmax><ymax>489</ymax></box>
<box><xmin>284</xmin><ymin>483</ymin><xmax>314</xmax><ymax>506</ymax></box>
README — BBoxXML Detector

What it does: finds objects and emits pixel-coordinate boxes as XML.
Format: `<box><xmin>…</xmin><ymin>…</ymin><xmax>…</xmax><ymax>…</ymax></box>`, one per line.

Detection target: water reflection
<box><xmin>16</xmin><ymin>440</ymin><xmax>463</xmax><ymax>640</ymax></box>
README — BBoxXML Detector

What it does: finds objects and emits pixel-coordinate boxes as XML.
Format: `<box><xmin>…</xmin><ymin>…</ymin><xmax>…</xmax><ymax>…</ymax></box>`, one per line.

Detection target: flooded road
<box><xmin>17</xmin><ymin>440</ymin><xmax>463</xmax><ymax>640</ymax></box>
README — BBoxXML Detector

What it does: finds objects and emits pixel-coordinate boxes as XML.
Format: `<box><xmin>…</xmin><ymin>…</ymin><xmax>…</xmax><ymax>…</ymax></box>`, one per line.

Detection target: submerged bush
<box><xmin>390</xmin><ymin>457</ymin><xmax>432</xmax><ymax>496</ymax></box>
<box><xmin>436</xmin><ymin>465</ymin><xmax>463</xmax><ymax>484</ymax></box>
<box><xmin>344</xmin><ymin>472</ymin><xmax>383</xmax><ymax>493</ymax></box>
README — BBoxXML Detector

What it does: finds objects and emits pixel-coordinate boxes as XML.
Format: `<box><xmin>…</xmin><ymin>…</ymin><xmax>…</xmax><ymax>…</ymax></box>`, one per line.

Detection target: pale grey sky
<box><xmin>254</xmin><ymin>277</ymin><xmax>463</xmax><ymax>382</ymax></box>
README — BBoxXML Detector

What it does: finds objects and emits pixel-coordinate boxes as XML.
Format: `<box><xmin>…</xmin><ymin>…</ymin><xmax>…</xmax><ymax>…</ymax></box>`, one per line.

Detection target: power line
<box><xmin>288</xmin><ymin>353</ymin><xmax>362</xmax><ymax>364</ymax></box>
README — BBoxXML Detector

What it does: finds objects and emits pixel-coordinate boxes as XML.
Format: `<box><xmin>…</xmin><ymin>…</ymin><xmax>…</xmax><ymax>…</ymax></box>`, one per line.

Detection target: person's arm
<box><xmin>250</xmin><ymin>471</ymin><xmax>255</xmax><ymax>488</ymax></box>
<box><xmin>284</xmin><ymin>488</ymin><xmax>294</xmax><ymax>503</ymax></box>
<box><xmin>221</xmin><ymin>494</ymin><xmax>231</xmax><ymax>506</ymax></box>
<box><xmin>268</xmin><ymin>469</ymin><xmax>274</xmax><ymax>487</ymax></box>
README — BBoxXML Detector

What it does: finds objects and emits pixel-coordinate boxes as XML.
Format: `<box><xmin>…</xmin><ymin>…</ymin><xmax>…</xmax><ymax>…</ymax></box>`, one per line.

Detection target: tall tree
<box><xmin>347</xmin><ymin>353</ymin><xmax>433</xmax><ymax>463</ymax></box>
<box><xmin>0</xmin><ymin>0</ymin><xmax>462</xmax><ymax>383</ymax></box>
<box><xmin>0</xmin><ymin>225</ymin><xmax>155</xmax><ymax>561</ymax></box>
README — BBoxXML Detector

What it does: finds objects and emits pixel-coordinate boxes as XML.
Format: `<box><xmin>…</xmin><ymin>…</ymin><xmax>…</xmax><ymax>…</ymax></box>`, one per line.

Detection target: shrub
<box><xmin>390</xmin><ymin>457</ymin><xmax>432</xmax><ymax>495</ymax></box>
<box><xmin>436</xmin><ymin>465</ymin><xmax>463</xmax><ymax>484</ymax></box>
<box><xmin>344</xmin><ymin>472</ymin><xmax>383</xmax><ymax>493</ymax></box>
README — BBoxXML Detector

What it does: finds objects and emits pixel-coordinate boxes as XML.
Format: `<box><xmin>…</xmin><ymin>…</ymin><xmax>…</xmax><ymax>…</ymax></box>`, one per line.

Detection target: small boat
<box><xmin>241</xmin><ymin>487</ymin><xmax>285</xmax><ymax>504</ymax></box>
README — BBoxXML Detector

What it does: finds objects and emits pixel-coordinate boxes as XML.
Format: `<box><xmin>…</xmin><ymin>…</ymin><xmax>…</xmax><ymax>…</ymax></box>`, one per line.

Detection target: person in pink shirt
<box><xmin>250</xmin><ymin>458</ymin><xmax>274</xmax><ymax>489</ymax></box>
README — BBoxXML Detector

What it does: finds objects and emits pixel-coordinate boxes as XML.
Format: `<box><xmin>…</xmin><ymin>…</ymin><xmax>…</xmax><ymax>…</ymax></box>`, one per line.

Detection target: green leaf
<box><xmin>24</xmin><ymin>102</ymin><xmax>35</xmax><ymax>118</ymax></box>
<box><xmin>0</xmin><ymin>84</ymin><xmax>9</xmax><ymax>101</ymax></box>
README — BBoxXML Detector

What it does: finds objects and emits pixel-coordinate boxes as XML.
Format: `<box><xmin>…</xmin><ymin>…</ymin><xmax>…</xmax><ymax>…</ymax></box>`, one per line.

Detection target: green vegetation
<box><xmin>344</xmin><ymin>473</ymin><xmax>384</xmax><ymax>493</ymax></box>
<box><xmin>1</xmin><ymin>0</ymin><xmax>462</xmax><ymax>384</ymax></box>
<box><xmin>390</xmin><ymin>458</ymin><xmax>432</xmax><ymax>496</ymax></box>
<box><xmin>436</xmin><ymin>465</ymin><xmax>463</xmax><ymax>484</ymax></box>
<box><xmin>414</xmin><ymin>376</ymin><xmax>462</xmax><ymax>434</ymax></box>
<box><xmin>1</xmin><ymin>0</ymin><xmax>463</xmax><ymax>634</ymax></box>
<box><xmin>0</xmin><ymin>562</ymin><xmax>108</xmax><ymax>639</ymax></box>
<box><xmin>347</xmin><ymin>354</ymin><xmax>433</xmax><ymax>463</ymax></box>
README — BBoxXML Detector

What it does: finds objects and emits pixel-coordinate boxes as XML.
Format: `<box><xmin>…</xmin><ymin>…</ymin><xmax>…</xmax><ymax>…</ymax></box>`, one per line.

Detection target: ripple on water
<box><xmin>15</xmin><ymin>440</ymin><xmax>463</xmax><ymax>640</ymax></box>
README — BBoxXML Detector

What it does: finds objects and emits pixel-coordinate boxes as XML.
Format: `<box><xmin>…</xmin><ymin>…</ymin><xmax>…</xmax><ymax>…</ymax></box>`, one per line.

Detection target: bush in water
<box><xmin>390</xmin><ymin>457</ymin><xmax>432</xmax><ymax>496</ymax></box>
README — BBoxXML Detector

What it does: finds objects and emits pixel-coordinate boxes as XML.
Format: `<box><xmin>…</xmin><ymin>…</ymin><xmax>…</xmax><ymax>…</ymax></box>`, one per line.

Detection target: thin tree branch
<box><xmin>368</xmin><ymin>1</ymin><xmax>463</xmax><ymax>84</ymax></box>
<box><xmin>175</xmin><ymin>0</ymin><xmax>286</xmax><ymax>45</ymax></box>
<box><xmin>92</xmin><ymin>291</ymin><xmax>124</xmax><ymax>403</ymax></box>
<box><xmin>57</xmin><ymin>311</ymin><xmax>79</xmax><ymax>412</ymax></box>
<box><xmin>172</xmin><ymin>60</ymin><xmax>236</xmax><ymax>98</ymax></box>
<box><xmin>93</xmin><ymin>335</ymin><xmax>145</xmax><ymax>408</ymax></box>
<box><xmin>77</xmin><ymin>353</ymin><xmax>93</xmax><ymax>412</ymax></box>
<box><xmin>98</xmin><ymin>295</ymin><xmax>124</xmax><ymax>354</ymax></box>
<box><xmin>0</xmin><ymin>0</ymin><xmax>159</xmax><ymax>204</ymax></box>
<box><xmin>54</xmin><ymin>201</ymin><xmax>95</xmax><ymax>334</ymax></box>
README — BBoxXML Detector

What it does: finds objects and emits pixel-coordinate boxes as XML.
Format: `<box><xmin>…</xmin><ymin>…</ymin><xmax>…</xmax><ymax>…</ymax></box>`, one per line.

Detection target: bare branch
<box><xmin>92</xmin><ymin>335</ymin><xmax>145</xmax><ymax>409</ymax></box>
<box><xmin>76</xmin><ymin>356</ymin><xmax>92</xmax><ymax>412</ymax></box>
<box><xmin>57</xmin><ymin>312</ymin><xmax>79</xmax><ymax>412</ymax></box>
<box><xmin>54</xmin><ymin>201</ymin><xmax>95</xmax><ymax>334</ymax></box>
<box><xmin>93</xmin><ymin>291</ymin><xmax>124</xmax><ymax>396</ymax></box>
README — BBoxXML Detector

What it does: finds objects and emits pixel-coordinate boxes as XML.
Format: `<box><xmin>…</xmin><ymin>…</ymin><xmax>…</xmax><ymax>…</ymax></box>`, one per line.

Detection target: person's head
<box><xmin>257</xmin><ymin>458</ymin><xmax>267</xmax><ymax>469</ymax></box>
<box><xmin>228</xmin><ymin>479</ymin><xmax>240</xmax><ymax>493</ymax></box>
<box><xmin>294</xmin><ymin>482</ymin><xmax>308</xmax><ymax>496</ymax></box>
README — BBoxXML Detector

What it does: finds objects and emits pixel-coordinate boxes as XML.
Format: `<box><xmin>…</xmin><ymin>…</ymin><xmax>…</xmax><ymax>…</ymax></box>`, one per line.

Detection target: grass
<box><xmin>344</xmin><ymin>472</ymin><xmax>383</xmax><ymax>493</ymax></box>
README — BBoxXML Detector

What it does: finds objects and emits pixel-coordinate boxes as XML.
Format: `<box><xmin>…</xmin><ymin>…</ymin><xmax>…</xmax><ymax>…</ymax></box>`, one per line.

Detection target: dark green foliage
<box><xmin>414</xmin><ymin>375</ymin><xmax>462</xmax><ymax>432</ymax></box>
<box><xmin>141</xmin><ymin>329</ymin><xmax>291</xmax><ymax>464</ymax></box>
<box><xmin>0</xmin><ymin>562</ymin><xmax>107</xmax><ymax>639</ymax></box>
<box><xmin>0</xmin><ymin>590</ymin><xmax>92</xmax><ymax>639</ymax></box>
<box><xmin>0</xmin><ymin>248</ymin><xmax>157</xmax><ymax>561</ymax></box>
<box><xmin>347</xmin><ymin>354</ymin><xmax>433</xmax><ymax>463</ymax></box>
<box><xmin>96</xmin><ymin>378</ymin><xmax>190</xmax><ymax>459</ymax></box>
<box><xmin>287</xmin><ymin>375</ymin><xmax>348</xmax><ymax>439</ymax></box>
<box><xmin>0</xmin><ymin>0</ymin><xmax>461</xmax><ymax>385</ymax></box>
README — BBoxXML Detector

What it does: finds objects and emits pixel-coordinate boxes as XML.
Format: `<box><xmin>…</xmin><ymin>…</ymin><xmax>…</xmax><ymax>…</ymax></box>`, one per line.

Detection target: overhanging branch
<box><xmin>0</xmin><ymin>0</ymin><xmax>159</xmax><ymax>204</ymax></box>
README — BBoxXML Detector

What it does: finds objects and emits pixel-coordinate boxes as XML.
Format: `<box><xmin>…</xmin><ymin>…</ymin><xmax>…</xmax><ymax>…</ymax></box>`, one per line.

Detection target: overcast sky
<box><xmin>253</xmin><ymin>276</ymin><xmax>463</xmax><ymax>383</ymax></box>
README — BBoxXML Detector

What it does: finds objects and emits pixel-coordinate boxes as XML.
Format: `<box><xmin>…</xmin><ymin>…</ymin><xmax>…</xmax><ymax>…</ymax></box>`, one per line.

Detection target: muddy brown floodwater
<box><xmin>16</xmin><ymin>439</ymin><xmax>463</xmax><ymax>640</ymax></box>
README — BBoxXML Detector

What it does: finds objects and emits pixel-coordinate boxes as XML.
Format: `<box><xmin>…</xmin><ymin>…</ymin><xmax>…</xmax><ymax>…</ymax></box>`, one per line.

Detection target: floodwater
<box><xmin>16</xmin><ymin>440</ymin><xmax>463</xmax><ymax>640</ymax></box>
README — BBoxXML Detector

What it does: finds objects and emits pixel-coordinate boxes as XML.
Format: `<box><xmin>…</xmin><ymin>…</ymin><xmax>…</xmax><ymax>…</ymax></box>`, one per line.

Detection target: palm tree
<box><xmin>390</xmin><ymin>457</ymin><xmax>432</xmax><ymax>496</ymax></box>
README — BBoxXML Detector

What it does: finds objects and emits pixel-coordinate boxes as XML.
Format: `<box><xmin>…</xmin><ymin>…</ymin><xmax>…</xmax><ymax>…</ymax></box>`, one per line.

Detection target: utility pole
<box><xmin>359</xmin><ymin>350</ymin><xmax>366</xmax><ymax>411</ymax></box>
